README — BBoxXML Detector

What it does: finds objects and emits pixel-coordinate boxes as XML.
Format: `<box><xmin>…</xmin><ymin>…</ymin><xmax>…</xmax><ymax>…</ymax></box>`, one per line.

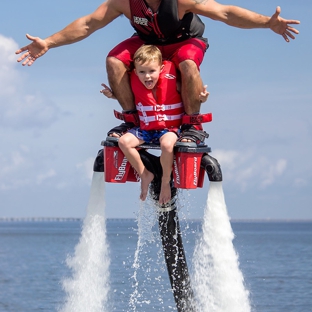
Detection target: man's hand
<box><xmin>15</xmin><ymin>34</ymin><xmax>49</xmax><ymax>66</ymax></box>
<box><xmin>100</xmin><ymin>83</ymin><xmax>116</xmax><ymax>99</ymax></box>
<box><xmin>269</xmin><ymin>6</ymin><xmax>300</xmax><ymax>42</ymax></box>
<box><xmin>199</xmin><ymin>85</ymin><xmax>209</xmax><ymax>103</ymax></box>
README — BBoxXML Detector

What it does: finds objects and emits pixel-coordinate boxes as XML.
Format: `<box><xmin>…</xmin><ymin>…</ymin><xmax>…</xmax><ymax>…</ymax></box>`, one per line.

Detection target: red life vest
<box><xmin>131</xmin><ymin>61</ymin><xmax>184</xmax><ymax>131</ymax></box>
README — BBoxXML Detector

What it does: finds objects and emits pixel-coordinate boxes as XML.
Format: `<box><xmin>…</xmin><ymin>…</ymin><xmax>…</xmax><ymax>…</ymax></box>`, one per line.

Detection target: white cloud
<box><xmin>0</xmin><ymin>143</ymin><xmax>94</xmax><ymax>192</ymax></box>
<box><xmin>293</xmin><ymin>178</ymin><xmax>308</xmax><ymax>188</ymax></box>
<box><xmin>213</xmin><ymin>149</ymin><xmax>287</xmax><ymax>191</ymax></box>
<box><xmin>0</xmin><ymin>150</ymin><xmax>27</xmax><ymax>176</ymax></box>
<box><xmin>0</xmin><ymin>35</ymin><xmax>17</xmax><ymax>63</ymax></box>
<box><xmin>2</xmin><ymin>92</ymin><xmax>61</xmax><ymax>129</ymax></box>
<box><xmin>260</xmin><ymin>159</ymin><xmax>287</xmax><ymax>188</ymax></box>
<box><xmin>56</xmin><ymin>181</ymin><xmax>70</xmax><ymax>190</ymax></box>
<box><xmin>0</xmin><ymin>34</ymin><xmax>62</xmax><ymax>129</ymax></box>
<box><xmin>0</xmin><ymin>146</ymin><xmax>58</xmax><ymax>190</ymax></box>
<box><xmin>36</xmin><ymin>169</ymin><xmax>57</xmax><ymax>185</ymax></box>
<box><xmin>0</xmin><ymin>34</ymin><xmax>19</xmax><ymax>97</ymax></box>
<box><xmin>76</xmin><ymin>157</ymin><xmax>95</xmax><ymax>181</ymax></box>
<box><xmin>0</xmin><ymin>147</ymin><xmax>33</xmax><ymax>190</ymax></box>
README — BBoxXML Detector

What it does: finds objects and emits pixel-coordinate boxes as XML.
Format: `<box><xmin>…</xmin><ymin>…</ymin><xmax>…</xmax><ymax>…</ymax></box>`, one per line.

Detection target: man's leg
<box><xmin>179</xmin><ymin>59</ymin><xmax>203</xmax><ymax>115</ymax></box>
<box><xmin>159</xmin><ymin>132</ymin><xmax>177</xmax><ymax>205</ymax></box>
<box><xmin>178</xmin><ymin>59</ymin><xmax>210</xmax><ymax>143</ymax></box>
<box><xmin>106</xmin><ymin>56</ymin><xmax>135</xmax><ymax>111</ymax></box>
<box><xmin>167</xmin><ymin>39</ymin><xmax>210</xmax><ymax>144</ymax></box>
<box><xmin>105</xmin><ymin>37</ymin><xmax>144</xmax><ymax>137</ymax></box>
<box><xmin>118</xmin><ymin>132</ymin><xmax>154</xmax><ymax>201</ymax></box>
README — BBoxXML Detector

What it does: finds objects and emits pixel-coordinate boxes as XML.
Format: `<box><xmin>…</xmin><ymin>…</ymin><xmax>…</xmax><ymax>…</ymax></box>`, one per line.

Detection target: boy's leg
<box><xmin>118</xmin><ymin>132</ymin><xmax>154</xmax><ymax>201</ymax></box>
<box><xmin>158</xmin><ymin>132</ymin><xmax>178</xmax><ymax>205</ymax></box>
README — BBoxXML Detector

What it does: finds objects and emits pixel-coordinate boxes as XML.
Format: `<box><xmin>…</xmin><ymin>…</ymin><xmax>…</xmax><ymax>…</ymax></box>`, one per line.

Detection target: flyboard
<box><xmin>93</xmin><ymin>114</ymin><xmax>222</xmax><ymax>312</ymax></box>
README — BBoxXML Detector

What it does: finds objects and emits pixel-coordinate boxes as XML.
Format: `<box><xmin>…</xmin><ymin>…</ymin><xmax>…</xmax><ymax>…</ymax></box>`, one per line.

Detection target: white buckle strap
<box><xmin>139</xmin><ymin>113</ymin><xmax>183</xmax><ymax>124</ymax></box>
<box><xmin>136</xmin><ymin>102</ymin><xmax>183</xmax><ymax>112</ymax></box>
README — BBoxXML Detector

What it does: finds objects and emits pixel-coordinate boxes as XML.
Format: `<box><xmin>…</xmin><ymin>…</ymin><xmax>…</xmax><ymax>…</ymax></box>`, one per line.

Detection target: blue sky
<box><xmin>0</xmin><ymin>0</ymin><xmax>310</xmax><ymax>220</ymax></box>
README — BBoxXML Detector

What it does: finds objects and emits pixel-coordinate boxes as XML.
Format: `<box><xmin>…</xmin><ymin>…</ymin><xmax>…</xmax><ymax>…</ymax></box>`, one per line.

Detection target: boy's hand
<box><xmin>100</xmin><ymin>83</ymin><xmax>116</xmax><ymax>99</ymax></box>
<box><xmin>199</xmin><ymin>85</ymin><xmax>209</xmax><ymax>103</ymax></box>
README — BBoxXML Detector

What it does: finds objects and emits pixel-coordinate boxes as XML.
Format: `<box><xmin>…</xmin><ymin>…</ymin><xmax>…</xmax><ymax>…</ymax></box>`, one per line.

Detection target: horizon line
<box><xmin>0</xmin><ymin>217</ymin><xmax>311</xmax><ymax>223</ymax></box>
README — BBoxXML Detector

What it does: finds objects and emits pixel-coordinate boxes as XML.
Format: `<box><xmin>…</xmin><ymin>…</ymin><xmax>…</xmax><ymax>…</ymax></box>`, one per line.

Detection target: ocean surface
<box><xmin>0</xmin><ymin>218</ymin><xmax>311</xmax><ymax>312</ymax></box>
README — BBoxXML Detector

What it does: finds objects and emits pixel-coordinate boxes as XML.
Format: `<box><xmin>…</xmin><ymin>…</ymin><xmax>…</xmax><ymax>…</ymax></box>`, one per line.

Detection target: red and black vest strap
<box><xmin>182</xmin><ymin>113</ymin><xmax>212</xmax><ymax>125</ymax></box>
<box><xmin>114</xmin><ymin>110</ymin><xmax>140</xmax><ymax>126</ymax></box>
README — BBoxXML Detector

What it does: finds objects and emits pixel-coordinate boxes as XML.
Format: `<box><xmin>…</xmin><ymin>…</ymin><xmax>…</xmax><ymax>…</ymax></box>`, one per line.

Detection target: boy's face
<box><xmin>134</xmin><ymin>60</ymin><xmax>164</xmax><ymax>90</ymax></box>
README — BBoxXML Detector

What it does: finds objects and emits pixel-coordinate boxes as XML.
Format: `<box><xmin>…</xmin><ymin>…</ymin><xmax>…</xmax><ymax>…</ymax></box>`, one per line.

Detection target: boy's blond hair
<box><xmin>133</xmin><ymin>45</ymin><xmax>162</xmax><ymax>66</ymax></box>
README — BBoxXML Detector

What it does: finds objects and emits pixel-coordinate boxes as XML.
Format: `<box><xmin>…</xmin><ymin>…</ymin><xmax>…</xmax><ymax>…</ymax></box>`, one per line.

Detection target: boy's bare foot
<box><xmin>159</xmin><ymin>181</ymin><xmax>171</xmax><ymax>205</ymax></box>
<box><xmin>140</xmin><ymin>169</ymin><xmax>154</xmax><ymax>201</ymax></box>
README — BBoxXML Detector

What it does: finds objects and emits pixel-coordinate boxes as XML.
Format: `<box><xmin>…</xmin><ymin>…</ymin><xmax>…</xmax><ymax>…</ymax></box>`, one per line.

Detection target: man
<box><xmin>15</xmin><ymin>0</ymin><xmax>300</xmax><ymax>143</ymax></box>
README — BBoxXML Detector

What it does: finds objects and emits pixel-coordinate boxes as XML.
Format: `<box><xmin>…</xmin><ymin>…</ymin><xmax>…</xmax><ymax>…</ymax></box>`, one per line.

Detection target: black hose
<box><xmin>139</xmin><ymin>150</ymin><xmax>195</xmax><ymax>312</ymax></box>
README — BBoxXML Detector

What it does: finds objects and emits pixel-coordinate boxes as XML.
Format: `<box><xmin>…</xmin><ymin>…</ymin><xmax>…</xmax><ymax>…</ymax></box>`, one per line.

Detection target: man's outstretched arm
<box><xmin>182</xmin><ymin>0</ymin><xmax>300</xmax><ymax>42</ymax></box>
<box><xmin>15</xmin><ymin>0</ymin><xmax>122</xmax><ymax>66</ymax></box>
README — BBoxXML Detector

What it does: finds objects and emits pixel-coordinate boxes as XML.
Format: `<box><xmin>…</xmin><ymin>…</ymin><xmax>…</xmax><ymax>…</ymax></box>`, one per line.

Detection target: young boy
<box><xmin>101</xmin><ymin>45</ymin><xmax>208</xmax><ymax>205</ymax></box>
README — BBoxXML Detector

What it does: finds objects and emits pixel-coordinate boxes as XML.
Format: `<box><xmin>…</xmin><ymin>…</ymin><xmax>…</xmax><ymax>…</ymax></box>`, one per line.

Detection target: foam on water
<box><xmin>192</xmin><ymin>182</ymin><xmax>251</xmax><ymax>312</ymax></box>
<box><xmin>60</xmin><ymin>172</ymin><xmax>110</xmax><ymax>312</ymax></box>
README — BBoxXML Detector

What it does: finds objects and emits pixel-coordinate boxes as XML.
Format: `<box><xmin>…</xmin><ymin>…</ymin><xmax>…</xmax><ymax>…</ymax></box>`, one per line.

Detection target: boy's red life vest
<box><xmin>130</xmin><ymin>60</ymin><xmax>184</xmax><ymax>131</ymax></box>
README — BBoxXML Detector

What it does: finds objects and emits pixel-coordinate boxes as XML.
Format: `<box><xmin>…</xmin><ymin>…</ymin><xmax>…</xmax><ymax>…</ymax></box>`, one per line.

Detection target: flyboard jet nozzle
<box><xmin>93</xmin><ymin>149</ymin><xmax>104</xmax><ymax>172</ymax></box>
<box><xmin>201</xmin><ymin>153</ymin><xmax>222</xmax><ymax>182</ymax></box>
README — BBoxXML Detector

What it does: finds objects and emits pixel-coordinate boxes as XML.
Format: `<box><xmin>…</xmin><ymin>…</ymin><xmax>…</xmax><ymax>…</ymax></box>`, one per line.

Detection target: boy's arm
<box><xmin>100</xmin><ymin>83</ymin><xmax>117</xmax><ymax>100</ymax></box>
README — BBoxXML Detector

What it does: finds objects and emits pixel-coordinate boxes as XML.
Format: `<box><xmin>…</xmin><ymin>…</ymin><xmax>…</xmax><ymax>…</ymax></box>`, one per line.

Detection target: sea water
<box><xmin>0</xmin><ymin>215</ymin><xmax>311</xmax><ymax>311</ymax></box>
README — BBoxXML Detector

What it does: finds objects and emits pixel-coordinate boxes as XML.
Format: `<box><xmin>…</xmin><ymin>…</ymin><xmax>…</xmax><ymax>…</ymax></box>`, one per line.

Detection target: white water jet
<box><xmin>60</xmin><ymin>172</ymin><xmax>110</xmax><ymax>312</ymax></box>
<box><xmin>193</xmin><ymin>182</ymin><xmax>250</xmax><ymax>312</ymax></box>
<box><xmin>129</xmin><ymin>201</ymin><xmax>158</xmax><ymax>311</ymax></box>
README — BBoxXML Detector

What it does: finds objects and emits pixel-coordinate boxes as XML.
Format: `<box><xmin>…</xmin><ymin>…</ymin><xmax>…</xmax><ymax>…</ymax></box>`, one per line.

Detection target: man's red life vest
<box><xmin>131</xmin><ymin>61</ymin><xmax>184</xmax><ymax>131</ymax></box>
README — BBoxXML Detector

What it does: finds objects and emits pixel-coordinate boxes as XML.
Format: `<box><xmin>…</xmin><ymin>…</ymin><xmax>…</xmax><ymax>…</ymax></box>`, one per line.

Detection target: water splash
<box><xmin>192</xmin><ymin>182</ymin><xmax>250</xmax><ymax>312</ymax></box>
<box><xmin>129</xmin><ymin>201</ymin><xmax>158</xmax><ymax>311</ymax></box>
<box><xmin>60</xmin><ymin>172</ymin><xmax>110</xmax><ymax>312</ymax></box>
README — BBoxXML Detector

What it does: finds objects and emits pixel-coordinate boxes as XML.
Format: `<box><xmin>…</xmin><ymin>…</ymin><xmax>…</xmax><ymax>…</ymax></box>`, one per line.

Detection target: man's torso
<box><xmin>111</xmin><ymin>0</ymin><xmax>206</xmax><ymax>44</ymax></box>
